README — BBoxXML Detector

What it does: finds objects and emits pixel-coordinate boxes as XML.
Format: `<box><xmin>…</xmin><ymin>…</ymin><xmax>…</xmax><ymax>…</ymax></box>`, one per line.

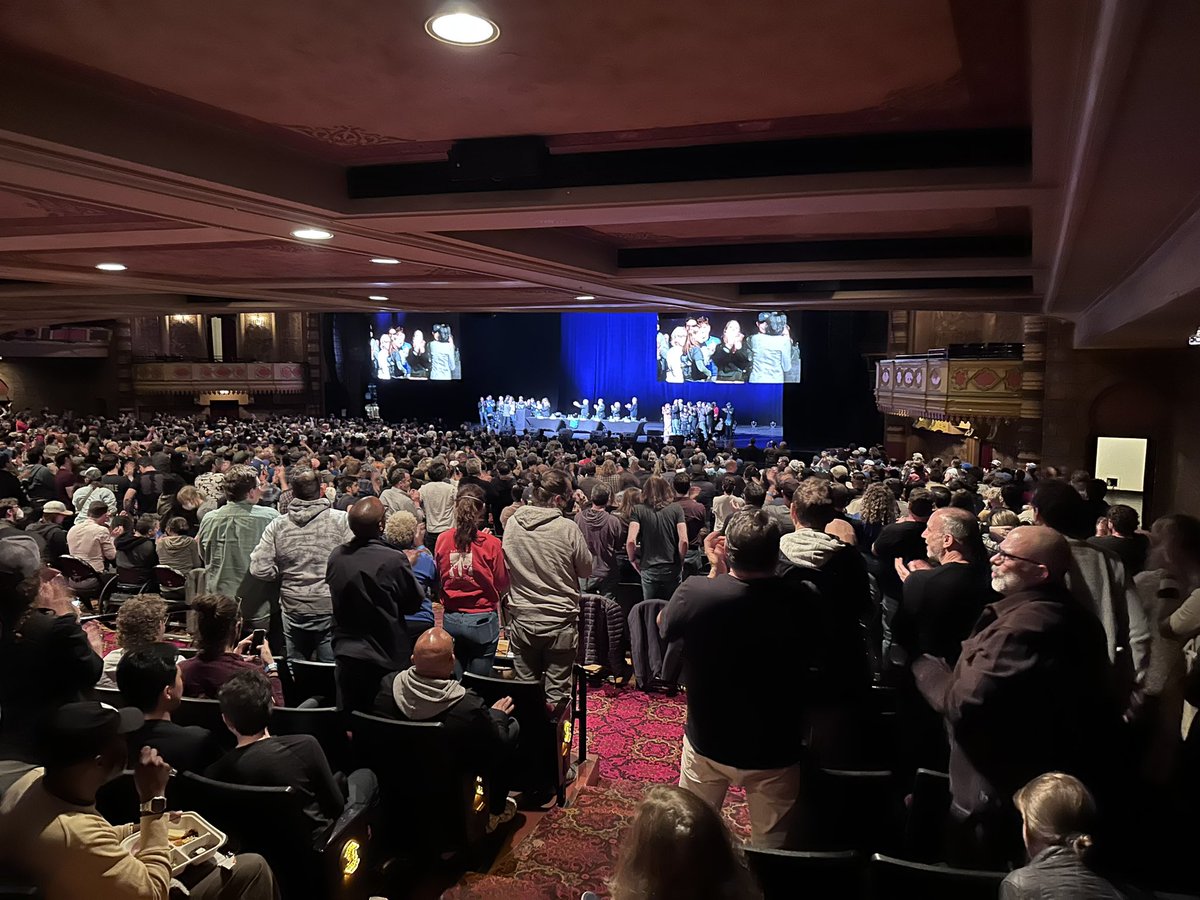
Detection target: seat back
<box><xmin>92</xmin><ymin>686</ymin><xmax>125</xmax><ymax>706</ymax></box>
<box><xmin>175</xmin><ymin>697</ymin><xmax>234</xmax><ymax>747</ymax></box>
<box><xmin>462</xmin><ymin>671</ymin><xmax>570</xmax><ymax>798</ymax></box>
<box><xmin>154</xmin><ymin>565</ymin><xmax>186</xmax><ymax>590</ymax></box>
<box><xmin>54</xmin><ymin>554</ymin><xmax>98</xmax><ymax>582</ymax></box>
<box><xmin>868</xmin><ymin>853</ymin><xmax>1006</xmax><ymax>900</ymax></box>
<box><xmin>349</xmin><ymin>711</ymin><xmax>487</xmax><ymax>850</ymax></box>
<box><xmin>287</xmin><ymin>659</ymin><xmax>337</xmax><ymax>705</ymax></box>
<box><xmin>807</xmin><ymin>769</ymin><xmax>897</xmax><ymax>852</ymax></box>
<box><xmin>743</xmin><ymin>848</ymin><xmax>862</xmax><ymax>900</ymax></box>
<box><xmin>903</xmin><ymin>768</ymin><xmax>951</xmax><ymax>862</ymax></box>
<box><xmin>270</xmin><ymin>706</ymin><xmax>350</xmax><ymax>774</ymax></box>
<box><xmin>173</xmin><ymin>772</ymin><xmax>322</xmax><ymax>896</ymax></box>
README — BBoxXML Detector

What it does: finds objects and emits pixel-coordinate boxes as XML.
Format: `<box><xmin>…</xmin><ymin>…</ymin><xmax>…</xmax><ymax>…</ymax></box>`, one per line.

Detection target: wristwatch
<box><xmin>139</xmin><ymin>796</ymin><xmax>167</xmax><ymax>817</ymax></box>
<box><xmin>264</xmin><ymin>662</ymin><xmax>279</xmax><ymax>675</ymax></box>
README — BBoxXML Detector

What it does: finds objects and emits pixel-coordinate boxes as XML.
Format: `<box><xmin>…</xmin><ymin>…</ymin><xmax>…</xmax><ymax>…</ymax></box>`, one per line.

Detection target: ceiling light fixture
<box><xmin>369</xmin><ymin>295</ymin><xmax>388</xmax><ymax>302</ymax></box>
<box><xmin>370</xmin><ymin>257</ymin><xmax>401</xmax><ymax>265</ymax></box>
<box><xmin>575</xmin><ymin>294</ymin><xmax>595</xmax><ymax>301</ymax></box>
<box><xmin>95</xmin><ymin>262</ymin><xmax>127</xmax><ymax>271</ymax></box>
<box><xmin>290</xmin><ymin>227</ymin><xmax>334</xmax><ymax>241</ymax></box>
<box><xmin>425</xmin><ymin>10</ymin><xmax>499</xmax><ymax>45</ymax></box>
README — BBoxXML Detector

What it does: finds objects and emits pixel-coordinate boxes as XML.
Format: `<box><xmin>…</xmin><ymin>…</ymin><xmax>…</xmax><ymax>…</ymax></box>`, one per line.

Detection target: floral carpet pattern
<box><xmin>445</xmin><ymin>685</ymin><xmax>751</xmax><ymax>898</ymax></box>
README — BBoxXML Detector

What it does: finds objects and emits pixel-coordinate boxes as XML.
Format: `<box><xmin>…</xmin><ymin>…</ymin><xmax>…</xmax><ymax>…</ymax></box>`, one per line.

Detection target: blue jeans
<box><xmin>640</xmin><ymin>570</ymin><xmax>681</xmax><ymax>602</ymax></box>
<box><xmin>283</xmin><ymin>610</ymin><xmax>335</xmax><ymax>663</ymax></box>
<box><xmin>442</xmin><ymin>610</ymin><xmax>500</xmax><ymax>676</ymax></box>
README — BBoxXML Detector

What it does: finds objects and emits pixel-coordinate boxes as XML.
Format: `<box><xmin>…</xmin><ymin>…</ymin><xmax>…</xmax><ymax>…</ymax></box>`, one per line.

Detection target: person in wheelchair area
<box><xmin>207</xmin><ymin>670</ymin><xmax>378</xmax><ymax>844</ymax></box>
<box><xmin>374</xmin><ymin>627</ymin><xmax>520</xmax><ymax>832</ymax></box>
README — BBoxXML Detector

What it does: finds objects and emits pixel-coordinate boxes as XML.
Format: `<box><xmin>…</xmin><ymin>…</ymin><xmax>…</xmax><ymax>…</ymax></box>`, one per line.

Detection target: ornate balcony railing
<box><xmin>133</xmin><ymin>361</ymin><xmax>306</xmax><ymax>394</ymax></box>
<box><xmin>876</xmin><ymin>347</ymin><xmax>1025</xmax><ymax>422</ymax></box>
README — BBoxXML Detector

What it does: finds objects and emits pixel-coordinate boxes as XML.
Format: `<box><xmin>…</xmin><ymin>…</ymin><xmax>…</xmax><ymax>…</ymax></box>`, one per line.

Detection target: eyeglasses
<box><xmin>992</xmin><ymin>548</ymin><xmax>1044</xmax><ymax>567</ymax></box>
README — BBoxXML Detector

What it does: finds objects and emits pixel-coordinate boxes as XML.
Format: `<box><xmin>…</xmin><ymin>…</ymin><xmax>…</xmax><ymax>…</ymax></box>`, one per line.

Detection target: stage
<box><xmin>519</xmin><ymin>415</ymin><xmax>781</xmax><ymax>447</ymax></box>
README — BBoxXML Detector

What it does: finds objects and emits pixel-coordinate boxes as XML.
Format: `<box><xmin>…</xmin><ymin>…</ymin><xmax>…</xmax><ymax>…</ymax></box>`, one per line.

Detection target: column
<box><xmin>1017</xmin><ymin>315</ymin><xmax>1046</xmax><ymax>464</ymax></box>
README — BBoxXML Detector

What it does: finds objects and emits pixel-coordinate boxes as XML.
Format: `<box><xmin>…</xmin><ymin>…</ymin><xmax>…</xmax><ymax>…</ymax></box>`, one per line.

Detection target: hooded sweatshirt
<box><xmin>392</xmin><ymin>668</ymin><xmax>466</xmax><ymax>720</ymax></box>
<box><xmin>778</xmin><ymin>527</ymin><xmax>871</xmax><ymax>621</ymax></box>
<box><xmin>502</xmin><ymin>504</ymin><xmax>593</xmax><ymax>625</ymax></box>
<box><xmin>574</xmin><ymin>506</ymin><xmax>624</xmax><ymax>580</ymax></box>
<box><xmin>156</xmin><ymin>534</ymin><xmax>202</xmax><ymax>574</ymax></box>
<box><xmin>248</xmin><ymin>497</ymin><xmax>352</xmax><ymax>615</ymax></box>
<box><xmin>115</xmin><ymin>532</ymin><xmax>158</xmax><ymax>574</ymax></box>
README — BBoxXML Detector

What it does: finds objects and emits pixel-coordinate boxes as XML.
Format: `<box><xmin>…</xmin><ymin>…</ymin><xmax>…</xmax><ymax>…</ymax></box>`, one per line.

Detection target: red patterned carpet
<box><xmin>442</xmin><ymin>684</ymin><xmax>751</xmax><ymax>898</ymax></box>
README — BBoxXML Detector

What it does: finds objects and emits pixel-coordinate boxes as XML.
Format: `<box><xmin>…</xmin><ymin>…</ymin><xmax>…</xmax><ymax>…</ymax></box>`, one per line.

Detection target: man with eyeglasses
<box><xmin>912</xmin><ymin>525</ymin><xmax>1120</xmax><ymax>869</ymax></box>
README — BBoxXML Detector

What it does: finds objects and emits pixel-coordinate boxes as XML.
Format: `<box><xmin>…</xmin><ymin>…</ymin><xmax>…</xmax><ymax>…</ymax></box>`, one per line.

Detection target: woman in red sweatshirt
<box><xmin>435</xmin><ymin>489</ymin><xmax>509</xmax><ymax>676</ymax></box>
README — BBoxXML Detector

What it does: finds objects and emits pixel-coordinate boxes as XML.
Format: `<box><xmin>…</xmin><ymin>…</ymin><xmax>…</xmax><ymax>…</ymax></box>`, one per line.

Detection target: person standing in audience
<box><xmin>436</xmin><ymin>492</ymin><xmax>508</xmax><ymax>676</ymax></box>
<box><xmin>0</xmin><ymin>701</ymin><xmax>280</xmax><ymax>900</ymax></box>
<box><xmin>660</xmin><ymin>508</ymin><xmax>813</xmax><ymax>848</ymax></box>
<box><xmin>248</xmin><ymin>470</ymin><xmax>351</xmax><ymax>663</ymax></box>
<box><xmin>502</xmin><ymin>470</ymin><xmax>593</xmax><ymax>705</ymax></box>
<box><xmin>196</xmin><ymin>465</ymin><xmax>279</xmax><ymax>631</ymax></box>
<box><xmin>627</xmin><ymin>475</ymin><xmax>688</xmax><ymax>603</ymax></box>
<box><xmin>375</xmin><ymin>628</ymin><xmax>519</xmax><ymax>832</ymax></box>
<box><xmin>117</xmin><ymin>643</ymin><xmax>222</xmax><ymax>772</ymax></box>
<box><xmin>70</xmin><ymin>466</ymin><xmax>116</xmax><ymax>517</ymax></box>
<box><xmin>712</xmin><ymin>475</ymin><xmax>744</xmax><ymax>534</ymax></box>
<box><xmin>327</xmin><ymin>497</ymin><xmax>424</xmax><ymax>713</ymax></box>
<box><xmin>1090</xmin><ymin>504</ymin><xmax>1150</xmax><ymax>577</ymax></box>
<box><xmin>379</xmin><ymin>467</ymin><xmax>419</xmax><ymax>518</ymax></box>
<box><xmin>913</xmin><ymin>526</ymin><xmax>1119</xmax><ymax>868</ymax></box>
<box><xmin>418</xmin><ymin>460</ymin><xmax>456</xmax><ymax>551</ymax></box>
<box><xmin>575</xmin><ymin>484</ymin><xmax>625</xmax><ymax>600</ymax></box>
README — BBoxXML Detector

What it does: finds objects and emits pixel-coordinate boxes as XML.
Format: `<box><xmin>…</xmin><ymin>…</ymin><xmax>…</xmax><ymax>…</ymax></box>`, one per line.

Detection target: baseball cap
<box><xmin>37</xmin><ymin>701</ymin><xmax>143</xmax><ymax>766</ymax></box>
<box><xmin>81</xmin><ymin>467</ymin><xmax>102</xmax><ymax>480</ymax></box>
<box><xmin>0</xmin><ymin>537</ymin><xmax>41</xmax><ymax>578</ymax></box>
<box><xmin>41</xmin><ymin>500</ymin><xmax>70</xmax><ymax>515</ymax></box>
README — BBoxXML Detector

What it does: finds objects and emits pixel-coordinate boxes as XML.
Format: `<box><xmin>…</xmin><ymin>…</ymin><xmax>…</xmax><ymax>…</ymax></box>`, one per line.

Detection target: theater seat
<box><xmin>287</xmin><ymin>659</ymin><xmax>337</xmax><ymax>706</ymax></box>
<box><xmin>868</xmin><ymin>853</ymin><xmax>1006</xmax><ymax>900</ymax></box>
<box><xmin>902</xmin><ymin>768</ymin><xmax>951</xmax><ymax>862</ymax></box>
<box><xmin>742</xmin><ymin>848</ymin><xmax>862</xmax><ymax>899</ymax></box>
<box><xmin>349</xmin><ymin>712</ymin><xmax>489</xmax><ymax>853</ymax></box>
<box><xmin>175</xmin><ymin>697</ymin><xmax>234</xmax><ymax>748</ymax></box>
<box><xmin>173</xmin><ymin>771</ymin><xmax>373</xmax><ymax>900</ymax></box>
<box><xmin>92</xmin><ymin>685</ymin><xmax>124</xmax><ymax>707</ymax></box>
<box><xmin>271</xmin><ymin>705</ymin><xmax>350</xmax><ymax>775</ymax></box>
<box><xmin>804</xmin><ymin>768</ymin><xmax>898</xmax><ymax>853</ymax></box>
<box><xmin>462</xmin><ymin>671</ymin><xmax>573</xmax><ymax>805</ymax></box>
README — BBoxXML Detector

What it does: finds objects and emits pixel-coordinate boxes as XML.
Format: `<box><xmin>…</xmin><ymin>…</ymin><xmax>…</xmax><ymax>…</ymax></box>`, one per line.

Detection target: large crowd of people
<box><xmin>0</xmin><ymin>408</ymin><xmax>1196</xmax><ymax>897</ymax></box>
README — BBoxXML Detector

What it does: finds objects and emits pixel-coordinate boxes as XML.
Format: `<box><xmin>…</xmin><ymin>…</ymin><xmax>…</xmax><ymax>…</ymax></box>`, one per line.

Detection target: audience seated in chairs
<box><xmin>25</xmin><ymin>500</ymin><xmax>69</xmax><ymax>563</ymax></box>
<box><xmin>66</xmin><ymin>501</ymin><xmax>118</xmax><ymax>574</ymax></box>
<box><xmin>155</xmin><ymin>515</ymin><xmax>202</xmax><ymax>599</ymax></box>
<box><xmin>592</xmin><ymin>785</ymin><xmax>761</xmax><ymax>900</ymax></box>
<box><xmin>0</xmin><ymin>547</ymin><xmax>101</xmax><ymax>762</ymax></box>
<box><xmin>373</xmin><ymin>627</ymin><xmax>519</xmax><ymax>832</ymax></box>
<box><xmin>179</xmin><ymin>593</ymin><xmax>283</xmax><ymax>705</ymax></box>
<box><xmin>116</xmin><ymin>643</ymin><xmax>222</xmax><ymax>773</ymax></box>
<box><xmin>97</xmin><ymin>593</ymin><xmax>167</xmax><ymax>689</ymax></box>
<box><xmin>0</xmin><ymin>701</ymin><xmax>279</xmax><ymax>900</ymax></box>
<box><xmin>207</xmin><ymin>670</ymin><xmax>378</xmax><ymax>845</ymax></box>
<box><xmin>327</xmin><ymin>497</ymin><xmax>424</xmax><ymax>713</ymax></box>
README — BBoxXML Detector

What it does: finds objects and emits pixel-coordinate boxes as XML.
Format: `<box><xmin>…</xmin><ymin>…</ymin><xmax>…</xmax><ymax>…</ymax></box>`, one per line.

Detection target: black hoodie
<box><xmin>115</xmin><ymin>532</ymin><xmax>158</xmax><ymax>576</ymax></box>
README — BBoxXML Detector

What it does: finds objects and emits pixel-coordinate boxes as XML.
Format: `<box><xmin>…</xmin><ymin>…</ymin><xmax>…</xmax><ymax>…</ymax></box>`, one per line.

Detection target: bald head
<box><xmin>991</xmin><ymin>525</ymin><xmax>1071</xmax><ymax>595</ymax></box>
<box><xmin>348</xmin><ymin>496</ymin><xmax>385</xmax><ymax>540</ymax></box>
<box><xmin>412</xmin><ymin>627</ymin><xmax>455</xmax><ymax>679</ymax></box>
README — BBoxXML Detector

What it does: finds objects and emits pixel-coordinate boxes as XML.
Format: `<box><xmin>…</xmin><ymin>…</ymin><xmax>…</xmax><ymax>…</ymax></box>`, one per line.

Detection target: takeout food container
<box><xmin>121</xmin><ymin>811</ymin><xmax>227</xmax><ymax>876</ymax></box>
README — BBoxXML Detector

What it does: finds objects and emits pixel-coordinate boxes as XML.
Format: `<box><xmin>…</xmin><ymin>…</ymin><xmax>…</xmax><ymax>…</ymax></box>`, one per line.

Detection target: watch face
<box><xmin>145</xmin><ymin>796</ymin><xmax>167</xmax><ymax>814</ymax></box>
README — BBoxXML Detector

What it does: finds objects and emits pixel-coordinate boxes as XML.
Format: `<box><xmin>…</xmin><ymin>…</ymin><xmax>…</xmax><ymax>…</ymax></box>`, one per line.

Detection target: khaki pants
<box><xmin>507</xmin><ymin>617</ymin><xmax>577</xmax><ymax>707</ymax></box>
<box><xmin>678</xmin><ymin>735</ymin><xmax>801</xmax><ymax>849</ymax></box>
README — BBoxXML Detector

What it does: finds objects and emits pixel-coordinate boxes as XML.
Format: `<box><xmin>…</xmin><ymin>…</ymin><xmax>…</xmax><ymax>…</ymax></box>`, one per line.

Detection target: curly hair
<box><xmin>115</xmin><ymin>594</ymin><xmax>168</xmax><ymax>650</ymax></box>
<box><xmin>385</xmin><ymin>510</ymin><xmax>418</xmax><ymax>549</ymax></box>
<box><xmin>859</xmin><ymin>482</ymin><xmax>898</xmax><ymax>526</ymax></box>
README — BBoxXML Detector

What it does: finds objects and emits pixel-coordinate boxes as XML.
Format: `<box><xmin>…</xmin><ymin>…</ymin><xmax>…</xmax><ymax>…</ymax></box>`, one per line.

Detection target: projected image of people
<box><xmin>370</xmin><ymin>316</ymin><xmax>460</xmax><ymax>380</ymax></box>
<box><xmin>656</xmin><ymin>312</ymin><xmax>799</xmax><ymax>383</ymax></box>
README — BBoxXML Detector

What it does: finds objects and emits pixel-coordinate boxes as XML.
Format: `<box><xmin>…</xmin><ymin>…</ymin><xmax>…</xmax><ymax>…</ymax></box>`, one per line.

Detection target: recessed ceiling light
<box><xmin>369</xmin><ymin>295</ymin><xmax>388</xmax><ymax>302</ymax></box>
<box><xmin>290</xmin><ymin>227</ymin><xmax>334</xmax><ymax>241</ymax></box>
<box><xmin>370</xmin><ymin>257</ymin><xmax>401</xmax><ymax>265</ymax></box>
<box><xmin>575</xmin><ymin>294</ymin><xmax>595</xmax><ymax>301</ymax></box>
<box><xmin>95</xmin><ymin>262</ymin><xmax>127</xmax><ymax>271</ymax></box>
<box><xmin>425</xmin><ymin>11</ymin><xmax>499</xmax><ymax>45</ymax></box>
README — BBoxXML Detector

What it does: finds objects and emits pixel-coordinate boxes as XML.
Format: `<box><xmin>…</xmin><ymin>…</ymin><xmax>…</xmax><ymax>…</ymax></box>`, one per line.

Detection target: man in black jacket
<box><xmin>375</xmin><ymin>627</ymin><xmax>519</xmax><ymax>831</ymax></box>
<box><xmin>327</xmin><ymin>497</ymin><xmax>424</xmax><ymax>713</ymax></box>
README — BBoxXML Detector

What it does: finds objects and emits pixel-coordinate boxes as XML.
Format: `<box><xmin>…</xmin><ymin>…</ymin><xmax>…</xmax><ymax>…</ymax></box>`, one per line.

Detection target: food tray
<box><xmin>121</xmin><ymin>811</ymin><xmax>227</xmax><ymax>876</ymax></box>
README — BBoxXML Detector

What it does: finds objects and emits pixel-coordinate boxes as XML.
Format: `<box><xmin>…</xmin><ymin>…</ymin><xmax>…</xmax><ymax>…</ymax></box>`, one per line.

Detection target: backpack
<box><xmin>135</xmin><ymin>472</ymin><xmax>165</xmax><ymax>515</ymax></box>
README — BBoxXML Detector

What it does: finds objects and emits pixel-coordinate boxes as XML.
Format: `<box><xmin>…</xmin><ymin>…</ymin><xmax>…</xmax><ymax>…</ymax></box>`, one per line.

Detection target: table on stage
<box><xmin>526</xmin><ymin>416</ymin><xmax>646</xmax><ymax>436</ymax></box>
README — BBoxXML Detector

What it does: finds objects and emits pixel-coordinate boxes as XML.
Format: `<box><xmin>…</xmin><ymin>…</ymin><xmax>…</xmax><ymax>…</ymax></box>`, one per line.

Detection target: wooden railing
<box><xmin>133</xmin><ymin>361</ymin><xmax>306</xmax><ymax>394</ymax></box>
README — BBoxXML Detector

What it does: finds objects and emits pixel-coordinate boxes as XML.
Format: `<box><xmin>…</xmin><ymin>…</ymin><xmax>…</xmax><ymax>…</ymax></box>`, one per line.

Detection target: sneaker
<box><xmin>487</xmin><ymin>797</ymin><xmax>518</xmax><ymax>833</ymax></box>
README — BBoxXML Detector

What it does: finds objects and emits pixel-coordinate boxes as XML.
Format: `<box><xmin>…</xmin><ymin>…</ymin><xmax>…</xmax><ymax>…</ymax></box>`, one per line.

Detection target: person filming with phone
<box><xmin>179</xmin><ymin>594</ymin><xmax>284</xmax><ymax>706</ymax></box>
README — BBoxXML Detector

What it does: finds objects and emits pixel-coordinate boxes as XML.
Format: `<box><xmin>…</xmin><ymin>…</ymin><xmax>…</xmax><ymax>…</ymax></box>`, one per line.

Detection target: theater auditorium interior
<box><xmin>1</xmin><ymin>1</ymin><xmax>1200</xmax><ymax>898</ymax></box>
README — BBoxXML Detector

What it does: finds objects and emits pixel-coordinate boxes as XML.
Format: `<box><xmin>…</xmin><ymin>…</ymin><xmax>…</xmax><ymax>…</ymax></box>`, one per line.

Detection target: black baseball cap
<box><xmin>37</xmin><ymin>702</ymin><xmax>144</xmax><ymax>766</ymax></box>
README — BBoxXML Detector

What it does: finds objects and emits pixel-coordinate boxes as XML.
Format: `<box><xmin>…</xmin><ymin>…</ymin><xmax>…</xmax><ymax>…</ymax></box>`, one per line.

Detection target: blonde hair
<box><xmin>115</xmin><ymin>594</ymin><xmax>168</xmax><ymax>650</ymax></box>
<box><xmin>385</xmin><ymin>510</ymin><xmax>418</xmax><ymax>549</ymax></box>
<box><xmin>1013</xmin><ymin>772</ymin><xmax>1097</xmax><ymax>858</ymax></box>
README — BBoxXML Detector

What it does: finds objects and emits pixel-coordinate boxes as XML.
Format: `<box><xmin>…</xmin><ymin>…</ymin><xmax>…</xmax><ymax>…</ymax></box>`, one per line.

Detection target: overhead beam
<box><xmin>619</xmin><ymin>258</ymin><xmax>1037</xmax><ymax>285</ymax></box>
<box><xmin>0</xmin><ymin>228</ymin><xmax>271</xmax><ymax>253</ymax></box>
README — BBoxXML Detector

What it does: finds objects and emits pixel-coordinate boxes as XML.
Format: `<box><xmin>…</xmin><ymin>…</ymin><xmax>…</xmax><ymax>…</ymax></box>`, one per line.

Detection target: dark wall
<box><xmin>782</xmin><ymin>310</ymin><xmax>887</xmax><ymax>451</ymax></box>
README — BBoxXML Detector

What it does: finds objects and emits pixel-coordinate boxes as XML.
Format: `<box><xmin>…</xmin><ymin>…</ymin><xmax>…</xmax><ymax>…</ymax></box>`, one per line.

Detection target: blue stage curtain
<box><xmin>559</xmin><ymin>312</ymin><xmax>782</xmax><ymax>423</ymax></box>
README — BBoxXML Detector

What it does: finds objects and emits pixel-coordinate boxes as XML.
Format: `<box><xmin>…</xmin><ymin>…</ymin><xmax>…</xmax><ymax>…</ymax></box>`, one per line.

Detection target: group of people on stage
<box><xmin>371</xmin><ymin>323</ymin><xmax>460</xmax><ymax>381</ymax></box>
<box><xmin>657</xmin><ymin>312</ymin><xmax>801</xmax><ymax>384</ymax></box>
<box><xmin>478</xmin><ymin>395</ymin><xmax>551</xmax><ymax>432</ymax></box>
<box><xmin>570</xmin><ymin>396</ymin><xmax>641</xmax><ymax>421</ymax></box>
<box><xmin>662</xmin><ymin>398</ymin><xmax>734</xmax><ymax>444</ymax></box>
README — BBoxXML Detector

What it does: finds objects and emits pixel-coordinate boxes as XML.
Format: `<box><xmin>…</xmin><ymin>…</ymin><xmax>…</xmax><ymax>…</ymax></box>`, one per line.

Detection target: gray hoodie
<box><xmin>502</xmin><ymin>504</ymin><xmax>593</xmax><ymax>624</ymax></box>
<box><xmin>249</xmin><ymin>497</ymin><xmax>352</xmax><ymax>615</ymax></box>
<box><xmin>779</xmin><ymin>527</ymin><xmax>847</xmax><ymax>570</ymax></box>
<box><xmin>392</xmin><ymin>668</ymin><xmax>466</xmax><ymax>719</ymax></box>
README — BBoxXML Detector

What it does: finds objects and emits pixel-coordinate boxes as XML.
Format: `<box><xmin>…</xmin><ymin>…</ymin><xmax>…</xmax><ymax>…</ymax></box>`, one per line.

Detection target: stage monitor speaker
<box><xmin>448</xmin><ymin>136</ymin><xmax>549</xmax><ymax>184</ymax></box>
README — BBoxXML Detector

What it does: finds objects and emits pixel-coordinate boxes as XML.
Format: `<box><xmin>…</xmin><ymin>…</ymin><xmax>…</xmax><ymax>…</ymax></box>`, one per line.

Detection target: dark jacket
<box><xmin>327</xmin><ymin>536</ymin><xmax>423</xmax><ymax>670</ymax></box>
<box><xmin>1000</xmin><ymin>846</ymin><xmax>1147</xmax><ymax>899</ymax></box>
<box><xmin>914</xmin><ymin>584</ymin><xmax>1119</xmax><ymax>820</ymax></box>
<box><xmin>26</xmin><ymin>519</ymin><xmax>68</xmax><ymax>563</ymax></box>
<box><xmin>115</xmin><ymin>533</ymin><xmax>158</xmax><ymax>577</ymax></box>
